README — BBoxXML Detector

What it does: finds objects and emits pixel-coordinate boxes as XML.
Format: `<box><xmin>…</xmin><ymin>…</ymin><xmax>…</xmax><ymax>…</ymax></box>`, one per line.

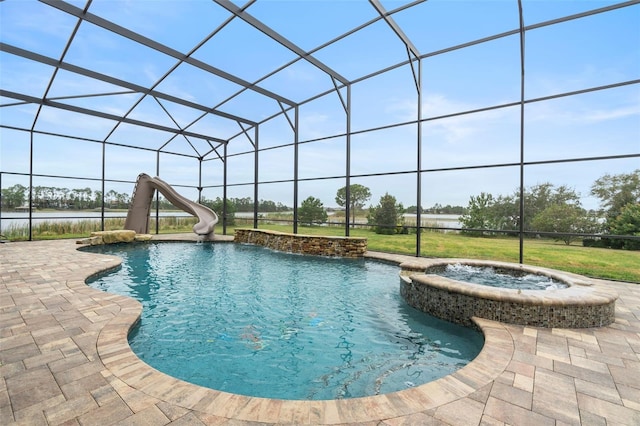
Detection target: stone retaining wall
<box><xmin>77</xmin><ymin>230</ymin><xmax>153</xmax><ymax>246</ymax></box>
<box><xmin>400</xmin><ymin>262</ymin><xmax>618</xmax><ymax>328</ymax></box>
<box><xmin>234</xmin><ymin>228</ymin><xmax>367</xmax><ymax>257</ymax></box>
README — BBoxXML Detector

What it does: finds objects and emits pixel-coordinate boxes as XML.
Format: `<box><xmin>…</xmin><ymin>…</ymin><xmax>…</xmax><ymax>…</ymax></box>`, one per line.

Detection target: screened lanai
<box><xmin>1</xmin><ymin>0</ymin><xmax>639</xmax><ymax>261</ymax></box>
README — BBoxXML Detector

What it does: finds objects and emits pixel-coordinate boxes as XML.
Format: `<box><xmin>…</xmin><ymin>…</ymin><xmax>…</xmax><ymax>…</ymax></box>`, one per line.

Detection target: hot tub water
<box><xmin>435</xmin><ymin>263</ymin><xmax>568</xmax><ymax>290</ymax></box>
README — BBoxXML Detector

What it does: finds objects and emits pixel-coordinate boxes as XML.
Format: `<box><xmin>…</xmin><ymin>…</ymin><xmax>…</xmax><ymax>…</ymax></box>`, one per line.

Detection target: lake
<box><xmin>0</xmin><ymin>211</ymin><xmax>462</xmax><ymax>232</ymax></box>
<box><xmin>0</xmin><ymin>211</ymin><xmax>192</xmax><ymax>232</ymax></box>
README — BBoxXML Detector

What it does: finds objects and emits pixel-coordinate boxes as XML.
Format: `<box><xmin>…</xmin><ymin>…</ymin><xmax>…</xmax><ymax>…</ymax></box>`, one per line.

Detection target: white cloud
<box><xmin>298</xmin><ymin>111</ymin><xmax>335</xmax><ymax>140</ymax></box>
<box><xmin>421</xmin><ymin>94</ymin><xmax>514</xmax><ymax>145</ymax></box>
<box><xmin>0</xmin><ymin>3</ymin><xmax>74</xmax><ymax>50</ymax></box>
<box><xmin>36</xmin><ymin>107</ymin><xmax>114</xmax><ymax>136</ymax></box>
<box><xmin>284</xmin><ymin>64</ymin><xmax>317</xmax><ymax>82</ymax></box>
<box><xmin>525</xmin><ymin>94</ymin><xmax>640</xmax><ymax>126</ymax></box>
<box><xmin>583</xmin><ymin>104</ymin><xmax>640</xmax><ymax>123</ymax></box>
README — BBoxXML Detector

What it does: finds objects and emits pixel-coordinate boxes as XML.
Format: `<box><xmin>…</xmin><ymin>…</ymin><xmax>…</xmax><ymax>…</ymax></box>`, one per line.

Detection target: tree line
<box><xmin>459</xmin><ymin>170</ymin><xmax>639</xmax><ymax>249</ymax></box>
<box><xmin>0</xmin><ymin>185</ymin><xmax>292</xmax><ymax>213</ymax></box>
<box><xmin>3</xmin><ymin>170</ymin><xmax>637</xmax><ymax>250</ymax></box>
<box><xmin>0</xmin><ymin>185</ymin><xmax>131</xmax><ymax>210</ymax></box>
<box><xmin>1</xmin><ymin>184</ymin><xmax>463</xmax><ymax>216</ymax></box>
<box><xmin>293</xmin><ymin>171</ymin><xmax>640</xmax><ymax>250</ymax></box>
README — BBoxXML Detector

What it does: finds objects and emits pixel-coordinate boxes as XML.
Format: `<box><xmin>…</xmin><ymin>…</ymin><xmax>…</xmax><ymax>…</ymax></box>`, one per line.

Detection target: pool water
<box><xmin>86</xmin><ymin>242</ymin><xmax>483</xmax><ymax>400</ymax></box>
<box><xmin>437</xmin><ymin>263</ymin><xmax>567</xmax><ymax>290</ymax></box>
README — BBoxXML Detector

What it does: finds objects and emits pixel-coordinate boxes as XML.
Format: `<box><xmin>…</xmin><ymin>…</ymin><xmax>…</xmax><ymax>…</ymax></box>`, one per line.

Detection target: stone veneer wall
<box><xmin>400</xmin><ymin>271</ymin><xmax>617</xmax><ymax>329</ymax></box>
<box><xmin>234</xmin><ymin>228</ymin><xmax>367</xmax><ymax>257</ymax></box>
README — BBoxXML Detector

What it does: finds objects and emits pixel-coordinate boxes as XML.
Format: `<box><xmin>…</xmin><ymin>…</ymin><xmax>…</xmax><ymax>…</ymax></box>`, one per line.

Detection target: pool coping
<box><xmin>82</xmin><ymin>240</ymin><xmax>514</xmax><ymax>424</ymax></box>
<box><xmin>3</xmin><ymin>235</ymin><xmax>639</xmax><ymax>425</ymax></box>
<box><xmin>96</xmin><ymin>309</ymin><xmax>512</xmax><ymax>424</ymax></box>
<box><xmin>399</xmin><ymin>258</ymin><xmax>618</xmax><ymax>328</ymax></box>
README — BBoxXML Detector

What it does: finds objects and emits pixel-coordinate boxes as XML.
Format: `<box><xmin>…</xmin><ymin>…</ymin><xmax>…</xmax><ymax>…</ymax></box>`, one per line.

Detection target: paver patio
<box><xmin>1</xmin><ymin>236</ymin><xmax>639</xmax><ymax>425</ymax></box>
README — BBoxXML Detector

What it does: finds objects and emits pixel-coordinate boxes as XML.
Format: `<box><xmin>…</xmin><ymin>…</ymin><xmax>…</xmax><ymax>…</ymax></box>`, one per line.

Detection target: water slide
<box><xmin>124</xmin><ymin>173</ymin><xmax>218</xmax><ymax>238</ymax></box>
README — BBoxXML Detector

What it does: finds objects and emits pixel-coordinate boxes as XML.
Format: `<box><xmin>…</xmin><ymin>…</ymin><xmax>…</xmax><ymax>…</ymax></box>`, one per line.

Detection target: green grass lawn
<box><xmin>8</xmin><ymin>216</ymin><xmax>638</xmax><ymax>283</ymax></box>
<box><xmin>226</xmin><ymin>224</ymin><xmax>640</xmax><ymax>283</ymax></box>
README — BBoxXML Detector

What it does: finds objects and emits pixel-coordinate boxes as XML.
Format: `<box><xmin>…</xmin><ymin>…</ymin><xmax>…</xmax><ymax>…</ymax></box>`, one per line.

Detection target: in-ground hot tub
<box><xmin>400</xmin><ymin>259</ymin><xmax>618</xmax><ymax>328</ymax></box>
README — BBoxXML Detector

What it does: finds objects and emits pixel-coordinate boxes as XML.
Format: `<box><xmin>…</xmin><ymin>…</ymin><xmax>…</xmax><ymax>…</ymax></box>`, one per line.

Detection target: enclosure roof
<box><xmin>1</xmin><ymin>0</ymin><xmax>638</xmax><ymax>160</ymax></box>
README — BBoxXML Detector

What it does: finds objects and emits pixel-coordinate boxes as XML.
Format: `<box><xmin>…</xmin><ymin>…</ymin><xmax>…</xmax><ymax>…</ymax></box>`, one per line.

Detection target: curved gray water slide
<box><xmin>124</xmin><ymin>173</ymin><xmax>218</xmax><ymax>238</ymax></box>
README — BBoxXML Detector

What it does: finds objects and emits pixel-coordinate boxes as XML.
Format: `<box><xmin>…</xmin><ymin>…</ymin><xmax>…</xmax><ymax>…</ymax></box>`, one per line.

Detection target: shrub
<box><xmin>367</xmin><ymin>193</ymin><xmax>404</xmax><ymax>235</ymax></box>
<box><xmin>607</xmin><ymin>203</ymin><xmax>640</xmax><ymax>250</ymax></box>
<box><xmin>298</xmin><ymin>196</ymin><xmax>328</xmax><ymax>225</ymax></box>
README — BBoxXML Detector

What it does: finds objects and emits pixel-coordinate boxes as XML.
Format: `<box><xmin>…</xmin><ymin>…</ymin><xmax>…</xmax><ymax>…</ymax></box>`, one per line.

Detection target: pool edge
<box><xmin>84</xmin><ymin>242</ymin><xmax>515</xmax><ymax>424</ymax></box>
<box><xmin>401</xmin><ymin>258</ymin><xmax>618</xmax><ymax>328</ymax></box>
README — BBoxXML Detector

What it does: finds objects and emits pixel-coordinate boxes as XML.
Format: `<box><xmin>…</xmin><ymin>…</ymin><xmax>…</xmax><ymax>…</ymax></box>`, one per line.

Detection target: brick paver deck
<box><xmin>1</xmin><ymin>236</ymin><xmax>639</xmax><ymax>425</ymax></box>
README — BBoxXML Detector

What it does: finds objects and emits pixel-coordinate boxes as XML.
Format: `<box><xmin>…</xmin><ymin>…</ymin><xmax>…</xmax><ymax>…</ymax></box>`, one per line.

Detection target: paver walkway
<box><xmin>1</xmin><ymin>236</ymin><xmax>639</xmax><ymax>425</ymax></box>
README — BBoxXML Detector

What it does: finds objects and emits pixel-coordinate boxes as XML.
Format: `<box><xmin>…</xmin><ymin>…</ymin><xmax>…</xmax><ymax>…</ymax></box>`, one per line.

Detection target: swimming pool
<box><xmin>85</xmin><ymin>242</ymin><xmax>483</xmax><ymax>400</ymax></box>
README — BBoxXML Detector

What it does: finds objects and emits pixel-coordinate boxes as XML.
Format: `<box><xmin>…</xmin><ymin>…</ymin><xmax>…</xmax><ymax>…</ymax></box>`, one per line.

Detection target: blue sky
<box><xmin>1</xmin><ymin>0</ymin><xmax>639</xmax><ymax>211</ymax></box>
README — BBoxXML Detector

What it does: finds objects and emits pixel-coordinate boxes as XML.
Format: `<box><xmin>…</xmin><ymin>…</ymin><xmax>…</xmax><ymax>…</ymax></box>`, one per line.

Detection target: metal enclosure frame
<box><xmin>1</xmin><ymin>0</ymin><xmax>639</xmax><ymax>261</ymax></box>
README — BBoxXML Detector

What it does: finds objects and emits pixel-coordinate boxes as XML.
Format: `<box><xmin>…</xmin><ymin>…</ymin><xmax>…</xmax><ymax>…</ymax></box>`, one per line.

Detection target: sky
<box><xmin>1</xmin><ymin>0</ymin><xmax>639</xmax><ymax>211</ymax></box>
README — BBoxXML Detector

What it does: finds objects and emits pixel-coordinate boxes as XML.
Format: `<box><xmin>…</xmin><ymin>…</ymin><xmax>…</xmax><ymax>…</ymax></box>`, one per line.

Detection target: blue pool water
<box><xmin>85</xmin><ymin>242</ymin><xmax>483</xmax><ymax>400</ymax></box>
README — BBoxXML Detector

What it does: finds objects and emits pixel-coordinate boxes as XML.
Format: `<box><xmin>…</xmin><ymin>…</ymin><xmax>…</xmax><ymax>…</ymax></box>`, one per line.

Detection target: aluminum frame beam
<box><xmin>40</xmin><ymin>0</ymin><xmax>296</xmax><ymax>107</ymax></box>
<box><xmin>369</xmin><ymin>0</ymin><xmax>421</xmax><ymax>60</ymax></box>
<box><xmin>213</xmin><ymin>0</ymin><xmax>350</xmax><ymax>86</ymax></box>
<box><xmin>1</xmin><ymin>89</ymin><xmax>228</xmax><ymax>144</ymax></box>
<box><xmin>1</xmin><ymin>43</ymin><xmax>256</xmax><ymax>128</ymax></box>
